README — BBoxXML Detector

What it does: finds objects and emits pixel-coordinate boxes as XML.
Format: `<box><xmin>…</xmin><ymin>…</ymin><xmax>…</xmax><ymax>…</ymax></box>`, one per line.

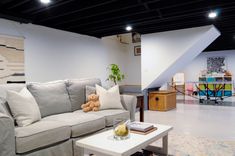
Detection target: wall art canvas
<box><xmin>0</xmin><ymin>35</ymin><xmax>25</xmax><ymax>84</ymax></box>
<box><xmin>207</xmin><ymin>57</ymin><xmax>226</xmax><ymax>73</ymax></box>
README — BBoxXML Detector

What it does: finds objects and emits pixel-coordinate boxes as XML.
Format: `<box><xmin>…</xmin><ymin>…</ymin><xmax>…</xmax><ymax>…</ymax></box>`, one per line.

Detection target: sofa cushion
<box><xmin>6</xmin><ymin>87</ymin><xmax>41</xmax><ymax>127</ymax></box>
<box><xmin>88</xmin><ymin>109</ymin><xmax>130</xmax><ymax>127</ymax></box>
<box><xmin>15</xmin><ymin>120</ymin><xmax>70</xmax><ymax>154</ymax></box>
<box><xmin>43</xmin><ymin>111</ymin><xmax>105</xmax><ymax>138</ymax></box>
<box><xmin>66</xmin><ymin>78</ymin><xmax>101</xmax><ymax>111</ymax></box>
<box><xmin>96</xmin><ymin>85</ymin><xmax>123</xmax><ymax>110</ymax></box>
<box><xmin>85</xmin><ymin>85</ymin><xmax>96</xmax><ymax>102</ymax></box>
<box><xmin>27</xmin><ymin>80</ymin><xmax>71</xmax><ymax>117</ymax></box>
<box><xmin>0</xmin><ymin>84</ymin><xmax>25</xmax><ymax>99</ymax></box>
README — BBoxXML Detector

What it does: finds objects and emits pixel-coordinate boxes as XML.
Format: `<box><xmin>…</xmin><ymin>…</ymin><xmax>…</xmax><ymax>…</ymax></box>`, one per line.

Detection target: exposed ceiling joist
<box><xmin>0</xmin><ymin>0</ymin><xmax>234</xmax><ymax>51</ymax></box>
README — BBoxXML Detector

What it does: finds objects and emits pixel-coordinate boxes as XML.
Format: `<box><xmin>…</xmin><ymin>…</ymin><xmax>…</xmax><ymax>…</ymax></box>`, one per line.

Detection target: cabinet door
<box><xmin>149</xmin><ymin>94</ymin><xmax>165</xmax><ymax>111</ymax></box>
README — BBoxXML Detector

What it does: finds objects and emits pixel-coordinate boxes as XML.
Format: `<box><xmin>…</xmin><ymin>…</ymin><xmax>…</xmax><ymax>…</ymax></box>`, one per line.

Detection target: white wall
<box><xmin>181</xmin><ymin>50</ymin><xmax>235</xmax><ymax>82</ymax></box>
<box><xmin>123</xmin><ymin>42</ymin><xmax>141</xmax><ymax>85</ymax></box>
<box><xmin>101</xmin><ymin>35</ymin><xmax>141</xmax><ymax>85</ymax></box>
<box><xmin>101</xmin><ymin>37</ymin><xmax>127</xmax><ymax>85</ymax></box>
<box><xmin>141</xmin><ymin>25</ymin><xmax>220</xmax><ymax>90</ymax></box>
<box><xmin>0</xmin><ymin>18</ymin><xmax>125</xmax><ymax>84</ymax></box>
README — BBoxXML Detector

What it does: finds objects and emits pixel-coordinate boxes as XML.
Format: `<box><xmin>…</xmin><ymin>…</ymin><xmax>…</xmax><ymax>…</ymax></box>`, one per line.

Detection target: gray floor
<box><xmin>177</xmin><ymin>94</ymin><xmax>235</xmax><ymax>106</ymax></box>
<box><xmin>136</xmin><ymin>95</ymin><xmax>235</xmax><ymax>141</ymax></box>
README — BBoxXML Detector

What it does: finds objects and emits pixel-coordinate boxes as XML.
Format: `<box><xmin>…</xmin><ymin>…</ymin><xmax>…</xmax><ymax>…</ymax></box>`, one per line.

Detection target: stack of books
<box><xmin>129</xmin><ymin>122</ymin><xmax>156</xmax><ymax>134</ymax></box>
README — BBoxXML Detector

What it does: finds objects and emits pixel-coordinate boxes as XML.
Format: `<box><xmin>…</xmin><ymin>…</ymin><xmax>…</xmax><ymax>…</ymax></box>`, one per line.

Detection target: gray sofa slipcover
<box><xmin>0</xmin><ymin>78</ymin><xmax>137</xmax><ymax>156</ymax></box>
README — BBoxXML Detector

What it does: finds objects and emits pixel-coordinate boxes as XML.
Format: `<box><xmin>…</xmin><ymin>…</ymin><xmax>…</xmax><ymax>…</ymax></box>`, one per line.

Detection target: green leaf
<box><xmin>106</xmin><ymin>64</ymin><xmax>125</xmax><ymax>84</ymax></box>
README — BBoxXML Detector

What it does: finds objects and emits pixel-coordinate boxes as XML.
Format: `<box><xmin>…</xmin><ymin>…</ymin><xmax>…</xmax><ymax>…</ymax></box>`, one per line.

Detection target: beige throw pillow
<box><xmin>6</xmin><ymin>87</ymin><xmax>41</xmax><ymax>127</ymax></box>
<box><xmin>95</xmin><ymin>85</ymin><xmax>123</xmax><ymax>110</ymax></box>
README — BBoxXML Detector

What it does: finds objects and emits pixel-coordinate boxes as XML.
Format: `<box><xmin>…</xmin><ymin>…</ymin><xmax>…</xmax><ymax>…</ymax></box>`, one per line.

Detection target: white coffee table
<box><xmin>76</xmin><ymin>123</ymin><xmax>173</xmax><ymax>156</ymax></box>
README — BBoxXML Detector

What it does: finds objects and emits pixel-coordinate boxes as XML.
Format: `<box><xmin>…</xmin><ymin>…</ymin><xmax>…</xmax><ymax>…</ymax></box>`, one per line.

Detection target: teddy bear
<box><xmin>81</xmin><ymin>94</ymin><xmax>100</xmax><ymax>112</ymax></box>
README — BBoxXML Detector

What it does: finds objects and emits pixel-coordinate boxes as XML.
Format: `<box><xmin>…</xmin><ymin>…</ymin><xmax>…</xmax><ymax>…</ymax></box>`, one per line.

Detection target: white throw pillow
<box><xmin>6</xmin><ymin>87</ymin><xmax>41</xmax><ymax>127</ymax></box>
<box><xmin>96</xmin><ymin>85</ymin><xmax>123</xmax><ymax>110</ymax></box>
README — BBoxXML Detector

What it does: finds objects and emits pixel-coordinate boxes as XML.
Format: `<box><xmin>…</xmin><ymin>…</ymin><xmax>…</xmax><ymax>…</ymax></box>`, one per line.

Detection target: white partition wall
<box><xmin>141</xmin><ymin>25</ymin><xmax>220</xmax><ymax>90</ymax></box>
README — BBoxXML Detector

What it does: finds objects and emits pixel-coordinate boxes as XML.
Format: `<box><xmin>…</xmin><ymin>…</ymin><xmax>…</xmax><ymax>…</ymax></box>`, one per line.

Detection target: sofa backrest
<box><xmin>27</xmin><ymin>80</ymin><xmax>71</xmax><ymax>118</ymax></box>
<box><xmin>66</xmin><ymin>78</ymin><xmax>101</xmax><ymax>111</ymax></box>
<box><xmin>0</xmin><ymin>78</ymin><xmax>102</xmax><ymax>118</ymax></box>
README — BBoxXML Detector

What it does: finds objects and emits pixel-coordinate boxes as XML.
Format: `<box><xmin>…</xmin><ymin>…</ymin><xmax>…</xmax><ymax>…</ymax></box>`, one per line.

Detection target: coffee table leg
<box><xmin>162</xmin><ymin>135</ymin><xmax>168</xmax><ymax>155</ymax></box>
<box><xmin>145</xmin><ymin>134</ymin><xmax>168</xmax><ymax>156</ymax></box>
<box><xmin>78</xmin><ymin>146</ymin><xmax>84</xmax><ymax>156</ymax></box>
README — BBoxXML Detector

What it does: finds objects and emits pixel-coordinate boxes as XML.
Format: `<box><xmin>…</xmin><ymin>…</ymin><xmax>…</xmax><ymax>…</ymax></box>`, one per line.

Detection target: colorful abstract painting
<box><xmin>207</xmin><ymin>57</ymin><xmax>226</xmax><ymax>73</ymax></box>
<box><xmin>0</xmin><ymin>35</ymin><xmax>25</xmax><ymax>84</ymax></box>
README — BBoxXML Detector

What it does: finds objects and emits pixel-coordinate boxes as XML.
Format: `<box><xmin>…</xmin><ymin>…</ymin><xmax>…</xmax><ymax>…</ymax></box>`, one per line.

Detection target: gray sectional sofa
<box><xmin>0</xmin><ymin>78</ymin><xmax>137</xmax><ymax>156</ymax></box>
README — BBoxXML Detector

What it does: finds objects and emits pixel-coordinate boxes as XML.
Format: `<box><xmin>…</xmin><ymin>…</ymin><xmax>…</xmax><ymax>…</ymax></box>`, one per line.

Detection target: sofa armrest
<box><xmin>0</xmin><ymin>113</ymin><xmax>15</xmax><ymax>156</ymax></box>
<box><xmin>120</xmin><ymin>95</ymin><xmax>137</xmax><ymax>121</ymax></box>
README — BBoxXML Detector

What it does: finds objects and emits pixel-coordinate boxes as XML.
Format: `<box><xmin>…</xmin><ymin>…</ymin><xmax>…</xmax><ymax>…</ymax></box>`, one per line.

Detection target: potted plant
<box><xmin>106</xmin><ymin>64</ymin><xmax>125</xmax><ymax>85</ymax></box>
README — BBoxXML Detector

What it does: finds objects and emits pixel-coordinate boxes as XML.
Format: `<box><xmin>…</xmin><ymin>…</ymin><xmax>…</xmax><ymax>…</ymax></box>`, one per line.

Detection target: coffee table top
<box><xmin>76</xmin><ymin>123</ymin><xmax>173</xmax><ymax>156</ymax></box>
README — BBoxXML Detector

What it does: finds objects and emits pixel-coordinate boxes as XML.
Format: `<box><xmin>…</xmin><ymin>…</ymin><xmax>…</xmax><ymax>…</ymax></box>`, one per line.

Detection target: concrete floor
<box><xmin>136</xmin><ymin>95</ymin><xmax>235</xmax><ymax>141</ymax></box>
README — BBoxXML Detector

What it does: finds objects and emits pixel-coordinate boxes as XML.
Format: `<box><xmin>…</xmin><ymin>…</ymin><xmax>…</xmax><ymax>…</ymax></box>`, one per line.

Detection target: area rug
<box><xmin>152</xmin><ymin>133</ymin><xmax>235</xmax><ymax>156</ymax></box>
<box><xmin>85</xmin><ymin>133</ymin><xmax>235</xmax><ymax>156</ymax></box>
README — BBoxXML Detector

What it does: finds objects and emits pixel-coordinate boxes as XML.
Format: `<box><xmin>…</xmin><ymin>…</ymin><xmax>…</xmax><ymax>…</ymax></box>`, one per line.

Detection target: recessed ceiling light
<box><xmin>125</xmin><ymin>25</ymin><xmax>132</xmax><ymax>31</ymax></box>
<box><xmin>208</xmin><ymin>11</ymin><xmax>217</xmax><ymax>19</ymax></box>
<box><xmin>40</xmin><ymin>0</ymin><xmax>51</xmax><ymax>4</ymax></box>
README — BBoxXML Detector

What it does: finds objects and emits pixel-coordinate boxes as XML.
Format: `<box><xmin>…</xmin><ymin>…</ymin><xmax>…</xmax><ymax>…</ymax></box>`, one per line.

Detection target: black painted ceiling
<box><xmin>0</xmin><ymin>0</ymin><xmax>235</xmax><ymax>51</ymax></box>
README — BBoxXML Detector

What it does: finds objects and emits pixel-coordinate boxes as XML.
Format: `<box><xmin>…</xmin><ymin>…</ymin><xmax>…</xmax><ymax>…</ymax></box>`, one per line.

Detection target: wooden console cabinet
<box><xmin>149</xmin><ymin>91</ymin><xmax>176</xmax><ymax>111</ymax></box>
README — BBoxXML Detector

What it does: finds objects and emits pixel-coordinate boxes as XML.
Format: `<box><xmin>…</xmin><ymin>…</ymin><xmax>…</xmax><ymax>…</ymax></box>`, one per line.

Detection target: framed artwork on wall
<box><xmin>134</xmin><ymin>45</ymin><xmax>141</xmax><ymax>56</ymax></box>
<box><xmin>0</xmin><ymin>35</ymin><xmax>25</xmax><ymax>84</ymax></box>
<box><xmin>207</xmin><ymin>57</ymin><xmax>226</xmax><ymax>73</ymax></box>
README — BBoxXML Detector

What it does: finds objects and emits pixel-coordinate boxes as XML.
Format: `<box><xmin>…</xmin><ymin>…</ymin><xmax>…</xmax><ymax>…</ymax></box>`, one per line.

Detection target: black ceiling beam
<box><xmin>29</xmin><ymin>0</ymin><xmax>75</xmax><ymax>15</ymax></box>
<box><xmin>157</xmin><ymin>0</ymin><xmax>204</xmax><ymax>10</ymax></box>
<box><xmin>83</xmin><ymin>18</ymin><xmax>211</xmax><ymax>37</ymax></box>
<box><xmin>43</xmin><ymin>0</ymin><xmax>203</xmax><ymax>26</ymax></box>
<box><xmin>62</xmin><ymin>10</ymin><xmax>158</xmax><ymax>29</ymax></box>
<box><xmin>68</xmin><ymin>5</ymin><xmax>235</xmax><ymax>33</ymax></box>
<box><xmin>69</xmin><ymin>10</ymin><xmax>209</xmax><ymax>32</ymax></box>
<box><xmin>0</xmin><ymin>0</ymin><xmax>14</xmax><ymax>5</ymax></box>
<box><xmin>0</xmin><ymin>12</ymin><xmax>31</xmax><ymax>23</ymax></box>
<box><xmin>7</xmin><ymin>0</ymin><xmax>30</xmax><ymax>10</ymax></box>
<box><xmin>84</xmin><ymin>15</ymin><xmax>235</xmax><ymax>37</ymax></box>
<box><xmin>38</xmin><ymin>0</ymin><xmax>166</xmax><ymax>24</ymax></box>
<box><xmin>22</xmin><ymin>0</ymin><xmax>66</xmax><ymax>14</ymax></box>
<box><xmin>161</xmin><ymin>1</ymin><xmax>235</xmax><ymax>17</ymax></box>
<box><xmin>38</xmin><ymin>0</ymin><xmax>117</xmax><ymax>23</ymax></box>
<box><xmin>51</xmin><ymin>0</ymin><xmax>235</xmax><ymax>30</ymax></box>
<box><xmin>48</xmin><ymin>4</ymin><xmax>144</xmax><ymax>26</ymax></box>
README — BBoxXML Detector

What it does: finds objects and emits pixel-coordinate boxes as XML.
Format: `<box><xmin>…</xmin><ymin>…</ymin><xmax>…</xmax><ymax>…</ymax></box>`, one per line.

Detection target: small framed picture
<box><xmin>134</xmin><ymin>45</ymin><xmax>141</xmax><ymax>56</ymax></box>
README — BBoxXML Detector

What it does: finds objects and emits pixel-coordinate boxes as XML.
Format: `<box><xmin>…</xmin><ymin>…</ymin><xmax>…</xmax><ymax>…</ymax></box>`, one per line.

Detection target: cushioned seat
<box><xmin>87</xmin><ymin>109</ymin><xmax>130</xmax><ymax>127</ymax></box>
<box><xmin>42</xmin><ymin>112</ymin><xmax>105</xmax><ymax>138</ymax></box>
<box><xmin>15</xmin><ymin>120</ymin><xmax>70</xmax><ymax>154</ymax></box>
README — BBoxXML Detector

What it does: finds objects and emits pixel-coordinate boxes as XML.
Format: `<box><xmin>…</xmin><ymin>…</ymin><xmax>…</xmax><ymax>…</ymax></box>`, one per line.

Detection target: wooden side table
<box><xmin>149</xmin><ymin>90</ymin><xmax>176</xmax><ymax>111</ymax></box>
<box><xmin>136</xmin><ymin>94</ymin><xmax>144</xmax><ymax>122</ymax></box>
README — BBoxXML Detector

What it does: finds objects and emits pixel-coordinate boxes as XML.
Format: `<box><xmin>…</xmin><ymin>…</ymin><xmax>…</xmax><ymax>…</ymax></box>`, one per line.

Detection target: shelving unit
<box><xmin>198</xmin><ymin>76</ymin><xmax>232</xmax><ymax>103</ymax></box>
